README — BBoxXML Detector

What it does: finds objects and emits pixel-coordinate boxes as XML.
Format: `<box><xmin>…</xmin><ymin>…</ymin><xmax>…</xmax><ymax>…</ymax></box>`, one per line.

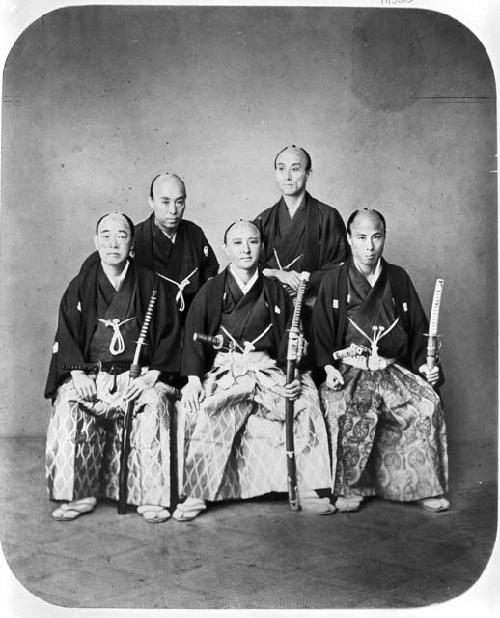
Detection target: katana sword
<box><xmin>118</xmin><ymin>289</ymin><xmax>157</xmax><ymax>514</ymax></box>
<box><xmin>63</xmin><ymin>362</ymin><xmax>122</xmax><ymax>393</ymax></box>
<box><xmin>193</xmin><ymin>332</ymin><xmax>225</xmax><ymax>349</ymax></box>
<box><xmin>193</xmin><ymin>331</ymin><xmax>243</xmax><ymax>352</ymax></box>
<box><xmin>332</xmin><ymin>343</ymin><xmax>370</xmax><ymax>360</ymax></box>
<box><xmin>425</xmin><ymin>278</ymin><xmax>444</xmax><ymax>372</ymax></box>
<box><xmin>63</xmin><ymin>362</ymin><xmax>102</xmax><ymax>373</ymax></box>
<box><xmin>285</xmin><ymin>271</ymin><xmax>310</xmax><ymax>512</ymax></box>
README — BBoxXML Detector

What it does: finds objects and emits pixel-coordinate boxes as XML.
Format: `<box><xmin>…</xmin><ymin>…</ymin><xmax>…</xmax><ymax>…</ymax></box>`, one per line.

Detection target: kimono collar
<box><xmin>353</xmin><ymin>257</ymin><xmax>382</xmax><ymax>287</ymax></box>
<box><xmin>101</xmin><ymin>259</ymin><xmax>130</xmax><ymax>291</ymax></box>
<box><xmin>152</xmin><ymin>215</ymin><xmax>178</xmax><ymax>243</ymax></box>
<box><xmin>282</xmin><ymin>191</ymin><xmax>307</xmax><ymax>219</ymax></box>
<box><xmin>229</xmin><ymin>264</ymin><xmax>259</xmax><ymax>295</ymax></box>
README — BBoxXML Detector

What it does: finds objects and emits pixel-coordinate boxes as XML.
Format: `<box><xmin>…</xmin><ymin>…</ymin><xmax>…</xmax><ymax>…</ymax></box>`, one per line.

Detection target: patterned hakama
<box><xmin>320</xmin><ymin>364</ymin><xmax>448</xmax><ymax>501</ymax></box>
<box><xmin>182</xmin><ymin>351</ymin><xmax>332</xmax><ymax>501</ymax></box>
<box><xmin>46</xmin><ymin>372</ymin><xmax>178</xmax><ymax>507</ymax></box>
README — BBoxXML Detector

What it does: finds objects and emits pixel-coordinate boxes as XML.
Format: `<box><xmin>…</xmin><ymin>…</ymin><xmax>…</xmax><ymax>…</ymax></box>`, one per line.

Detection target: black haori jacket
<box><xmin>134</xmin><ymin>216</ymin><xmax>219</xmax><ymax>283</ymax></box>
<box><xmin>79</xmin><ymin>217</ymin><xmax>219</xmax><ymax>318</ymax></box>
<box><xmin>44</xmin><ymin>260</ymin><xmax>181</xmax><ymax>400</ymax></box>
<box><xmin>181</xmin><ymin>268</ymin><xmax>294</xmax><ymax>378</ymax></box>
<box><xmin>253</xmin><ymin>192</ymin><xmax>348</xmax><ymax>295</ymax></box>
<box><xmin>312</xmin><ymin>259</ymin><xmax>431</xmax><ymax>375</ymax></box>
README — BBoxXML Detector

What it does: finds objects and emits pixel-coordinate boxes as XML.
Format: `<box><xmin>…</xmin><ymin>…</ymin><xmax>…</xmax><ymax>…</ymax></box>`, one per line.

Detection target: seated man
<box><xmin>312</xmin><ymin>209</ymin><xmax>449</xmax><ymax>513</ymax></box>
<box><xmin>173</xmin><ymin>220</ymin><xmax>333</xmax><ymax>521</ymax></box>
<box><xmin>80</xmin><ymin>172</ymin><xmax>219</xmax><ymax>321</ymax></box>
<box><xmin>44</xmin><ymin>212</ymin><xmax>181</xmax><ymax>523</ymax></box>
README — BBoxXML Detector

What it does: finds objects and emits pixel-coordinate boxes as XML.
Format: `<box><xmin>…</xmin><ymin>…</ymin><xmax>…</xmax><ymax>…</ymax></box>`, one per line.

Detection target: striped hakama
<box><xmin>181</xmin><ymin>350</ymin><xmax>332</xmax><ymax>501</ymax></box>
<box><xmin>46</xmin><ymin>372</ymin><xmax>178</xmax><ymax>507</ymax></box>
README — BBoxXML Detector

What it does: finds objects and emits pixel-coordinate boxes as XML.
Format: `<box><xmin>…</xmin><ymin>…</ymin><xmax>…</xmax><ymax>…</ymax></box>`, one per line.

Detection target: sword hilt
<box><xmin>332</xmin><ymin>344</ymin><xmax>370</xmax><ymax>360</ymax></box>
<box><xmin>63</xmin><ymin>361</ymin><xmax>102</xmax><ymax>373</ymax></box>
<box><xmin>424</xmin><ymin>333</ymin><xmax>441</xmax><ymax>371</ymax></box>
<box><xmin>425</xmin><ymin>278</ymin><xmax>444</xmax><ymax>373</ymax></box>
<box><xmin>193</xmin><ymin>332</ymin><xmax>225</xmax><ymax>350</ymax></box>
<box><xmin>130</xmin><ymin>290</ymin><xmax>158</xmax><ymax>369</ymax></box>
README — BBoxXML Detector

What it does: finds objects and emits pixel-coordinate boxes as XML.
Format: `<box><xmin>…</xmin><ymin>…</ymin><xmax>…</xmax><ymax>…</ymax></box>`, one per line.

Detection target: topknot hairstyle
<box><xmin>95</xmin><ymin>212</ymin><xmax>135</xmax><ymax>240</ymax></box>
<box><xmin>346</xmin><ymin>208</ymin><xmax>386</xmax><ymax>235</ymax></box>
<box><xmin>273</xmin><ymin>145</ymin><xmax>312</xmax><ymax>172</ymax></box>
<box><xmin>149</xmin><ymin>172</ymin><xmax>186</xmax><ymax>200</ymax></box>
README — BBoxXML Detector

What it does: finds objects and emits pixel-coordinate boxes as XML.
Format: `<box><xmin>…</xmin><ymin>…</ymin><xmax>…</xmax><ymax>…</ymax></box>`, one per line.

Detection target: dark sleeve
<box><xmin>78</xmin><ymin>251</ymin><xmax>100</xmax><ymax>274</ymax></box>
<box><xmin>44</xmin><ymin>280</ymin><xmax>85</xmax><ymax>399</ymax></box>
<box><xmin>181</xmin><ymin>284</ymin><xmax>213</xmax><ymax>378</ymax></box>
<box><xmin>403</xmin><ymin>272</ymin><xmax>431</xmax><ymax>373</ymax></box>
<box><xmin>308</xmin><ymin>208</ymin><xmax>348</xmax><ymax>294</ymax></box>
<box><xmin>148</xmin><ymin>276</ymin><xmax>182</xmax><ymax>378</ymax></box>
<box><xmin>253</xmin><ymin>208</ymin><xmax>271</xmax><ymax>268</ymax></box>
<box><xmin>199</xmin><ymin>231</ymin><xmax>219</xmax><ymax>283</ymax></box>
<box><xmin>311</xmin><ymin>274</ymin><xmax>338</xmax><ymax>368</ymax></box>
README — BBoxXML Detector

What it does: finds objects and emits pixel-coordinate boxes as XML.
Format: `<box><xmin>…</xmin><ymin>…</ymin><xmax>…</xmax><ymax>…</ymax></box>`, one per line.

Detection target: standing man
<box><xmin>45</xmin><ymin>213</ymin><xmax>181</xmax><ymax>523</ymax></box>
<box><xmin>253</xmin><ymin>145</ymin><xmax>347</xmax><ymax>303</ymax></box>
<box><xmin>173</xmin><ymin>220</ymin><xmax>333</xmax><ymax>521</ymax></box>
<box><xmin>312</xmin><ymin>209</ymin><xmax>449</xmax><ymax>513</ymax></box>
<box><xmin>81</xmin><ymin>172</ymin><xmax>219</xmax><ymax>320</ymax></box>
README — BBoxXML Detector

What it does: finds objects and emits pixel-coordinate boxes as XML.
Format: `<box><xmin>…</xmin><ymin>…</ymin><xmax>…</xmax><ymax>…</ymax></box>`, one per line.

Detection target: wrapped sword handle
<box><xmin>425</xmin><ymin>278</ymin><xmax>444</xmax><ymax>374</ymax></box>
<box><xmin>193</xmin><ymin>332</ymin><xmax>224</xmax><ymax>349</ymax></box>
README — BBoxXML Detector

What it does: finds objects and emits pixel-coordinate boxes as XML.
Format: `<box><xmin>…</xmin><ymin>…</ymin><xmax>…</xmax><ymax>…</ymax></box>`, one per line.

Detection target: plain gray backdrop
<box><xmin>0</xmin><ymin>6</ymin><xmax>497</xmax><ymax>489</ymax></box>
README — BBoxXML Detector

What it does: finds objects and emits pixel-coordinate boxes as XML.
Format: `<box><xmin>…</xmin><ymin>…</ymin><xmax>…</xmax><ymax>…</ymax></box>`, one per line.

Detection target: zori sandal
<box><xmin>335</xmin><ymin>495</ymin><xmax>364</xmax><ymax>512</ymax></box>
<box><xmin>172</xmin><ymin>497</ymin><xmax>207</xmax><ymax>522</ymax></box>
<box><xmin>418</xmin><ymin>496</ymin><xmax>450</xmax><ymax>512</ymax></box>
<box><xmin>52</xmin><ymin>497</ymin><xmax>97</xmax><ymax>521</ymax></box>
<box><xmin>137</xmin><ymin>505</ymin><xmax>171</xmax><ymax>523</ymax></box>
<box><xmin>300</xmin><ymin>489</ymin><xmax>337</xmax><ymax>515</ymax></box>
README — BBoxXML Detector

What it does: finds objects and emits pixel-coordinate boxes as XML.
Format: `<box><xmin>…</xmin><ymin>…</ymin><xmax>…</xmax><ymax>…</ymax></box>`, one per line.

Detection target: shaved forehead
<box><xmin>96</xmin><ymin>212</ymin><xmax>134</xmax><ymax>236</ymax></box>
<box><xmin>224</xmin><ymin>220</ymin><xmax>261</xmax><ymax>243</ymax></box>
<box><xmin>347</xmin><ymin>209</ymin><xmax>386</xmax><ymax>235</ymax></box>
<box><xmin>274</xmin><ymin>146</ymin><xmax>312</xmax><ymax>171</ymax></box>
<box><xmin>151</xmin><ymin>173</ymin><xmax>186</xmax><ymax>199</ymax></box>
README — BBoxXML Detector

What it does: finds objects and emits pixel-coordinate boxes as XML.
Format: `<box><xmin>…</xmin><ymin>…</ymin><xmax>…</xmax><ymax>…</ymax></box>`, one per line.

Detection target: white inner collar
<box><xmin>353</xmin><ymin>258</ymin><xmax>382</xmax><ymax>287</ymax></box>
<box><xmin>229</xmin><ymin>265</ymin><xmax>259</xmax><ymax>294</ymax></box>
<box><xmin>161</xmin><ymin>231</ymin><xmax>177</xmax><ymax>243</ymax></box>
<box><xmin>101</xmin><ymin>260</ymin><xmax>130</xmax><ymax>291</ymax></box>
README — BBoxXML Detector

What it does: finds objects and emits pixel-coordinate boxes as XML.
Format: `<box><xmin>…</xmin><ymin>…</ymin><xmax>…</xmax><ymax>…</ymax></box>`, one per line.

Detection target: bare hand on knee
<box><xmin>124</xmin><ymin>369</ymin><xmax>160</xmax><ymax>403</ymax></box>
<box><xmin>325</xmin><ymin>364</ymin><xmax>345</xmax><ymax>391</ymax></box>
<box><xmin>71</xmin><ymin>371</ymin><xmax>97</xmax><ymax>401</ymax></box>
<box><xmin>182</xmin><ymin>376</ymin><xmax>205</xmax><ymax>412</ymax></box>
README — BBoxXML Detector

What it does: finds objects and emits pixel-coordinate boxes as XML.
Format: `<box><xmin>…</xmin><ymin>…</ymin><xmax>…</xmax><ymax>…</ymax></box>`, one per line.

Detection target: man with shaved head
<box><xmin>44</xmin><ymin>213</ymin><xmax>181</xmax><ymax>523</ymax></box>
<box><xmin>172</xmin><ymin>220</ymin><xmax>333</xmax><ymax>521</ymax></box>
<box><xmin>253</xmin><ymin>145</ymin><xmax>347</xmax><ymax>306</ymax></box>
<box><xmin>312</xmin><ymin>209</ymin><xmax>449</xmax><ymax>513</ymax></box>
<box><xmin>81</xmin><ymin>172</ymin><xmax>218</xmax><ymax>320</ymax></box>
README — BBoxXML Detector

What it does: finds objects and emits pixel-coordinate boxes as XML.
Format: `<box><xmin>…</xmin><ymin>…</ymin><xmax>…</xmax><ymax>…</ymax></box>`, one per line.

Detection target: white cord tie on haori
<box><xmin>158</xmin><ymin>267</ymin><xmax>198</xmax><ymax>311</ymax></box>
<box><xmin>98</xmin><ymin>318</ymin><xmax>135</xmax><ymax>355</ymax></box>
<box><xmin>220</xmin><ymin>323</ymin><xmax>273</xmax><ymax>354</ymax></box>
<box><xmin>273</xmin><ymin>248</ymin><xmax>302</xmax><ymax>271</ymax></box>
<box><xmin>347</xmin><ymin>317</ymin><xmax>399</xmax><ymax>370</ymax></box>
<box><xmin>209</xmin><ymin>324</ymin><xmax>280</xmax><ymax>392</ymax></box>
